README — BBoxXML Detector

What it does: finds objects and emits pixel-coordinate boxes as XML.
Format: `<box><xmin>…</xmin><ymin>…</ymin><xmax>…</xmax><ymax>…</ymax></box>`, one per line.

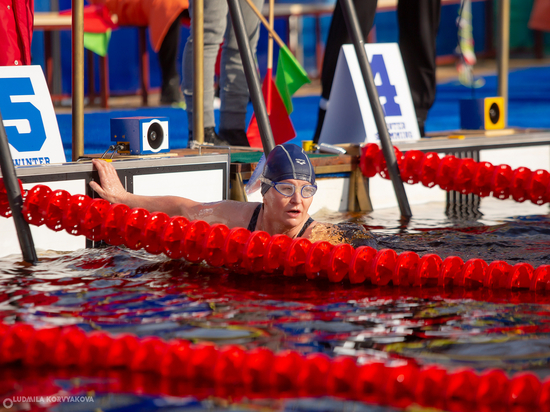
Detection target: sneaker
<box><xmin>219</xmin><ymin>129</ymin><xmax>250</xmax><ymax>147</ymax></box>
<box><xmin>188</xmin><ymin>127</ymin><xmax>230</xmax><ymax>148</ymax></box>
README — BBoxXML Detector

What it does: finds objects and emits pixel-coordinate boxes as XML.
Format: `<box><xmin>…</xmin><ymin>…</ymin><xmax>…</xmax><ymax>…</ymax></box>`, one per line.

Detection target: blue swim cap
<box><xmin>261</xmin><ymin>144</ymin><xmax>316</xmax><ymax>196</ymax></box>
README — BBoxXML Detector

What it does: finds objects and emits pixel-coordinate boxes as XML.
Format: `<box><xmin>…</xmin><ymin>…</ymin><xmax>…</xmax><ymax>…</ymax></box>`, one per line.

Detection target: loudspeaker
<box><xmin>459</xmin><ymin>97</ymin><xmax>505</xmax><ymax>130</ymax></box>
<box><xmin>110</xmin><ymin>117</ymin><xmax>170</xmax><ymax>155</ymax></box>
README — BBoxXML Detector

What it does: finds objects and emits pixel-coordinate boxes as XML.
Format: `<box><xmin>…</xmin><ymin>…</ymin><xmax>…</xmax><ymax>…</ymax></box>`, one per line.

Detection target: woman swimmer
<box><xmin>90</xmin><ymin>143</ymin><xmax>376</xmax><ymax>247</ymax></box>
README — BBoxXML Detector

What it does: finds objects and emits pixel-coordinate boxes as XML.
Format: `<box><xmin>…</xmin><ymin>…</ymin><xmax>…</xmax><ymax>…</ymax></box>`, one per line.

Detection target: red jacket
<box><xmin>0</xmin><ymin>0</ymin><xmax>34</xmax><ymax>65</ymax></box>
<box><xmin>102</xmin><ymin>0</ymin><xmax>188</xmax><ymax>52</ymax></box>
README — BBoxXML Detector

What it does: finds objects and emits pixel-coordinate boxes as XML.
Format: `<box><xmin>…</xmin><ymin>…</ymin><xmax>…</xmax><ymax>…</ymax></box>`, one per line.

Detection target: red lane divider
<box><xmin>1</xmin><ymin>321</ymin><xmax>550</xmax><ymax>411</ymax></box>
<box><xmin>2</xmin><ymin>181</ymin><xmax>550</xmax><ymax>294</ymax></box>
<box><xmin>360</xmin><ymin>143</ymin><xmax>550</xmax><ymax>206</ymax></box>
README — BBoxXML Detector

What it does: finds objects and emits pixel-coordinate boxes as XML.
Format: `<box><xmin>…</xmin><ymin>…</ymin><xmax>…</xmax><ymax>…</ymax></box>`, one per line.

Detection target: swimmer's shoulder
<box><xmin>302</xmin><ymin>221</ymin><xmax>377</xmax><ymax>248</ymax></box>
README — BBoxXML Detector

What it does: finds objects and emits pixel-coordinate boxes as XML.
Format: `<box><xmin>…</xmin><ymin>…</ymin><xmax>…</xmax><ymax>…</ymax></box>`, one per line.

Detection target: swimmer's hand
<box><xmin>89</xmin><ymin>159</ymin><xmax>128</xmax><ymax>204</ymax></box>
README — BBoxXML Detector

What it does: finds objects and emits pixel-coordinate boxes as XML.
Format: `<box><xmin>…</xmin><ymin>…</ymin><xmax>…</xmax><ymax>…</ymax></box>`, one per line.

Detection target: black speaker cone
<box><xmin>147</xmin><ymin>122</ymin><xmax>164</xmax><ymax>149</ymax></box>
<box><xmin>489</xmin><ymin>102</ymin><xmax>500</xmax><ymax>125</ymax></box>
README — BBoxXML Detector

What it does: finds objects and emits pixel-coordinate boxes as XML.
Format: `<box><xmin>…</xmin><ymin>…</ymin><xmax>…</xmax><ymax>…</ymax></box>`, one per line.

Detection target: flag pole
<box><xmin>243</xmin><ymin>0</ymin><xmax>285</xmax><ymax>49</ymax></box>
<box><xmin>227</xmin><ymin>0</ymin><xmax>275</xmax><ymax>155</ymax></box>
<box><xmin>265</xmin><ymin>0</ymin><xmax>274</xmax><ymax>114</ymax></box>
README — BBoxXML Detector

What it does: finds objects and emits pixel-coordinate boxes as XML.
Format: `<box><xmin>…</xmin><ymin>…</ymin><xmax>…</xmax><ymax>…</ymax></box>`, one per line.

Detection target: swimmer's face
<box><xmin>263</xmin><ymin>179</ymin><xmax>314</xmax><ymax>228</ymax></box>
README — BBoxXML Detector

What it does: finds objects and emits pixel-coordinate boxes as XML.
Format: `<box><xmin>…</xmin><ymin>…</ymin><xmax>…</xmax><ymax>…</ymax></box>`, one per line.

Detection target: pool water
<box><xmin>1</xmin><ymin>197</ymin><xmax>550</xmax><ymax>411</ymax></box>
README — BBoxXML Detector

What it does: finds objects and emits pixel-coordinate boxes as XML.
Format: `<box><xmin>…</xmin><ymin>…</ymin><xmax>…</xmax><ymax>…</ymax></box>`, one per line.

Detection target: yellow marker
<box><xmin>448</xmin><ymin>135</ymin><xmax>465</xmax><ymax>140</ymax></box>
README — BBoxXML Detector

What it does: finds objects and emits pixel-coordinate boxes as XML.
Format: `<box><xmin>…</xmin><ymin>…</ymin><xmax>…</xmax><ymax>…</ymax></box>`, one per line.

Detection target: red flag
<box><xmin>247</xmin><ymin>70</ymin><xmax>295</xmax><ymax>148</ymax></box>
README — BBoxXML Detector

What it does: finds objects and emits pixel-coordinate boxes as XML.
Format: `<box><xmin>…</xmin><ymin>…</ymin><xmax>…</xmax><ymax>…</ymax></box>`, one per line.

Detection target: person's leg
<box><xmin>218</xmin><ymin>0</ymin><xmax>265</xmax><ymax>146</ymax></box>
<box><xmin>159</xmin><ymin>14</ymin><xmax>183</xmax><ymax>104</ymax></box>
<box><xmin>397</xmin><ymin>0</ymin><xmax>441</xmax><ymax>136</ymax></box>
<box><xmin>182</xmin><ymin>0</ymin><xmax>228</xmax><ymax>141</ymax></box>
<box><xmin>313</xmin><ymin>0</ymin><xmax>377</xmax><ymax>143</ymax></box>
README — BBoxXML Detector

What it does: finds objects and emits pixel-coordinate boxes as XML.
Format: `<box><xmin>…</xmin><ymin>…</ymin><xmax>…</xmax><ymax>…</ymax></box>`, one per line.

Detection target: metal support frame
<box><xmin>0</xmin><ymin>110</ymin><xmax>38</xmax><ymax>264</ymax></box>
<box><xmin>338</xmin><ymin>0</ymin><xmax>411</xmax><ymax>218</ymax></box>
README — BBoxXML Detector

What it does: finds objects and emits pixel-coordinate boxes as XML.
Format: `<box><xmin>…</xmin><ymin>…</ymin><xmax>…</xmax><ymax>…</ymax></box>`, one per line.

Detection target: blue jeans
<box><xmin>183</xmin><ymin>0</ymin><xmax>265</xmax><ymax>132</ymax></box>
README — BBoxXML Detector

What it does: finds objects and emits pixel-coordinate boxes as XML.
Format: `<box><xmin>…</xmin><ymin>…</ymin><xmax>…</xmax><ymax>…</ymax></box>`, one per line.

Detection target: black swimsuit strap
<box><xmin>297</xmin><ymin>217</ymin><xmax>314</xmax><ymax>238</ymax></box>
<box><xmin>247</xmin><ymin>204</ymin><xmax>262</xmax><ymax>232</ymax></box>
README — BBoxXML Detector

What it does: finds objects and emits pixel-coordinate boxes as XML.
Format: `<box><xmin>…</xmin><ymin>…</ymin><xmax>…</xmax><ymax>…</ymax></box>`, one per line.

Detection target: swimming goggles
<box><xmin>260</xmin><ymin>176</ymin><xmax>317</xmax><ymax>198</ymax></box>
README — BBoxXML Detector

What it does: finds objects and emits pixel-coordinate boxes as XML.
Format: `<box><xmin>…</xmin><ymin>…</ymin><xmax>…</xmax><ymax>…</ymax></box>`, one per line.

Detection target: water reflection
<box><xmin>2</xmin><ymin>198</ymin><xmax>550</xmax><ymax>409</ymax></box>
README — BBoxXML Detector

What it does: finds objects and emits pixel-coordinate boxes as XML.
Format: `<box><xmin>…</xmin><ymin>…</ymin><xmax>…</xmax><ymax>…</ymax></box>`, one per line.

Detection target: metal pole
<box><xmin>193</xmin><ymin>0</ymin><xmax>204</xmax><ymax>144</ymax></box>
<box><xmin>0</xmin><ymin>110</ymin><xmax>38</xmax><ymax>265</ymax></box>
<box><xmin>227</xmin><ymin>0</ymin><xmax>275</xmax><ymax>155</ymax></box>
<box><xmin>71</xmin><ymin>0</ymin><xmax>84</xmax><ymax>161</ymax></box>
<box><xmin>338</xmin><ymin>0</ymin><xmax>411</xmax><ymax>217</ymax></box>
<box><xmin>496</xmin><ymin>0</ymin><xmax>510</xmax><ymax>127</ymax></box>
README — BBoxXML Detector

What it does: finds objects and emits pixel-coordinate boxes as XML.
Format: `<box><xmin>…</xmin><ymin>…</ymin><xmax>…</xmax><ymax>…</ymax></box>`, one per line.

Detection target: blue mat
<box><xmin>57</xmin><ymin>65</ymin><xmax>550</xmax><ymax>160</ymax></box>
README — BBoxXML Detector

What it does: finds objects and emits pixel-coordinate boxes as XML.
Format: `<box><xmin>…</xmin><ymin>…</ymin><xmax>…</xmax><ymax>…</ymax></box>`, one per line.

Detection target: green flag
<box><xmin>83</xmin><ymin>30</ymin><xmax>111</xmax><ymax>57</ymax></box>
<box><xmin>275</xmin><ymin>45</ymin><xmax>310</xmax><ymax>114</ymax></box>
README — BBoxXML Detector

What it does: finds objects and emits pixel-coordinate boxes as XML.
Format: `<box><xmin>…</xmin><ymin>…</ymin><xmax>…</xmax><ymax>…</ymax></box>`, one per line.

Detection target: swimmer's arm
<box><xmin>89</xmin><ymin>159</ymin><xmax>257</xmax><ymax>225</ymax></box>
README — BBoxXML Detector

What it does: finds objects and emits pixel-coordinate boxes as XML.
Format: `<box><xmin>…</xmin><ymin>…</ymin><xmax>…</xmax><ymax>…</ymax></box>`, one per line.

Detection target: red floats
<box><xmin>124</xmin><ymin>208</ymin><xmax>150</xmax><ymax>250</ymax></box>
<box><xmin>241</xmin><ymin>230</ymin><xmax>271</xmax><ymax>272</ymax></box>
<box><xmin>80</xmin><ymin>198</ymin><xmax>111</xmax><ymax>241</ymax></box>
<box><xmin>327</xmin><ymin>243</ymin><xmax>354</xmax><ymax>282</ymax></box>
<box><xmin>454</xmin><ymin>158</ymin><xmax>479</xmax><ymax>194</ymax></box>
<box><xmin>305</xmin><ymin>241</ymin><xmax>333</xmax><ymax>280</ymax></box>
<box><xmin>414</xmin><ymin>254</ymin><xmax>443</xmax><ymax>287</ymax></box>
<box><xmin>527</xmin><ymin>169</ymin><xmax>550</xmax><ymax>204</ymax></box>
<box><xmin>263</xmin><ymin>234</ymin><xmax>292</xmax><ymax>273</ymax></box>
<box><xmin>102</xmin><ymin>203</ymin><xmax>131</xmax><ymax>246</ymax></box>
<box><xmin>476</xmin><ymin>369</ymin><xmax>509</xmax><ymax>405</ymax></box>
<box><xmin>376</xmin><ymin>146</ymin><xmax>404</xmax><ymax>180</ymax></box>
<box><xmin>43</xmin><ymin>190</ymin><xmax>71</xmax><ymax>231</ymax></box>
<box><xmin>510</xmin><ymin>167</ymin><xmax>532</xmax><ymax>203</ymax></box>
<box><xmin>52</xmin><ymin>326</ymin><xmax>87</xmax><ymax>367</ymax></box>
<box><xmin>472</xmin><ymin>161</ymin><xmax>495</xmax><ymax>197</ymax></box>
<box><xmin>401</xmin><ymin>150</ymin><xmax>425</xmax><ymax>184</ymax></box>
<box><xmin>435</xmin><ymin>155</ymin><xmax>460</xmax><ymax>191</ymax></box>
<box><xmin>242</xmin><ymin>347</ymin><xmax>275</xmax><ymax>388</ymax></box>
<box><xmin>416</xmin><ymin>366</ymin><xmax>448</xmax><ymax>408</ymax></box>
<box><xmin>530</xmin><ymin>265</ymin><xmax>550</xmax><ymax>292</ymax></box>
<box><xmin>159</xmin><ymin>339</ymin><xmax>191</xmax><ymax>378</ymax></box>
<box><xmin>222</xmin><ymin>227</ymin><xmax>251</xmax><ymax>268</ymax></box>
<box><xmin>327</xmin><ymin>356</ymin><xmax>358</xmax><ymax>398</ymax></box>
<box><xmin>348</xmin><ymin>246</ymin><xmax>377</xmax><ymax>284</ymax></box>
<box><xmin>394</xmin><ymin>251</ymin><xmax>420</xmax><ymax>286</ymax></box>
<box><xmin>492</xmin><ymin>164</ymin><xmax>513</xmax><ymax>200</ymax></box>
<box><xmin>161</xmin><ymin>216</ymin><xmax>189</xmax><ymax>259</ymax></box>
<box><xmin>446</xmin><ymin>368</ymin><xmax>479</xmax><ymax>403</ymax></box>
<box><xmin>213</xmin><ymin>345</ymin><xmax>246</xmax><ymax>385</ymax></box>
<box><xmin>372</xmin><ymin>249</ymin><xmax>397</xmax><ymax>286</ymax></box>
<box><xmin>485</xmin><ymin>260</ymin><xmax>511</xmax><ymax>289</ymax></box>
<box><xmin>418</xmin><ymin>152</ymin><xmax>441</xmax><ymax>188</ymax></box>
<box><xmin>439</xmin><ymin>256</ymin><xmax>464</xmax><ymax>287</ymax></box>
<box><xmin>508</xmin><ymin>372</ymin><xmax>541</xmax><ymax>407</ymax></box>
<box><xmin>298</xmin><ymin>353</ymin><xmax>331</xmax><ymax>396</ymax></box>
<box><xmin>283</xmin><ymin>238</ymin><xmax>312</xmax><ymax>277</ymax></box>
<box><xmin>23</xmin><ymin>327</ymin><xmax>61</xmax><ymax>367</ymax></box>
<box><xmin>182</xmin><ymin>220</ymin><xmax>210</xmax><ymax>263</ymax></box>
<box><xmin>62</xmin><ymin>194</ymin><xmax>92</xmax><ymax>236</ymax></box>
<box><xmin>507</xmin><ymin>263</ymin><xmax>534</xmax><ymax>289</ymax></box>
<box><xmin>141</xmin><ymin>212</ymin><xmax>170</xmax><ymax>255</ymax></box>
<box><xmin>22</xmin><ymin>185</ymin><xmax>51</xmax><ymax>226</ymax></box>
<box><xmin>202</xmin><ymin>224</ymin><xmax>230</xmax><ymax>267</ymax></box>
<box><xmin>386</xmin><ymin>363</ymin><xmax>420</xmax><ymax>409</ymax></box>
<box><xmin>0</xmin><ymin>323</ymin><xmax>36</xmax><ymax>363</ymax></box>
<box><xmin>359</xmin><ymin>143</ymin><xmax>380</xmax><ymax>178</ymax></box>
<box><xmin>0</xmin><ymin>178</ymin><xmax>24</xmax><ymax>217</ymax></box>
<box><xmin>106</xmin><ymin>334</ymin><xmax>140</xmax><ymax>368</ymax></box>
<box><xmin>130</xmin><ymin>336</ymin><xmax>167</xmax><ymax>373</ymax></box>
<box><xmin>460</xmin><ymin>258</ymin><xmax>488</xmax><ymax>288</ymax></box>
